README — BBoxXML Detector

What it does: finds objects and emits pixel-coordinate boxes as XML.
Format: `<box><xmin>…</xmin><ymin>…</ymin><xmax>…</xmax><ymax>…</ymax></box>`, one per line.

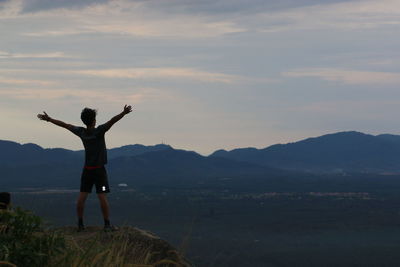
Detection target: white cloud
<box><xmin>7</xmin><ymin>0</ymin><xmax>244</xmax><ymax>39</ymax></box>
<box><xmin>283</xmin><ymin>68</ymin><xmax>400</xmax><ymax>85</ymax></box>
<box><xmin>82</xmin><ymin>18</ymin><xmax>243</xmax><ymax>38</ymax></box>
<box><xmin>3</xmin><ymin>0</ymin><xmax>400</xmax><ymax>39</ymax></box>
<box><xmin>75</xmin><ymin>68</ymin><xmax>238</xmax><ymax>83</ymax></box>
<box><xmin>0</xmin><ymin>51</ymin><xmax>70</xmax><ymax>59</ymax></box>
<box><xmin>0</xmin><ymin>76</ymin><xmax>54</xmax><ymax>86</ymax></box>
<box><xmin>0</xmin><ymin>88</ymin><xmax>145</xmax><ymax>103</ymax></box>
<box><xmin>22</xmin><ymin>30</ymin><xmax>92</xmax><ymax>37</ymax></box>
<box><xmin>22</xmin><ymin>20</ymin><xmax>243</xmax><ymax>39</ymax></box>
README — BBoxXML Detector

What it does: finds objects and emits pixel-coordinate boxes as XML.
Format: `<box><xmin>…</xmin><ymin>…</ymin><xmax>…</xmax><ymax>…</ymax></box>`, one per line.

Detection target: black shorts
<box><xmin>80</xmin><ymin>167</ymin><xmax>110</xmax><ymax>194</ymax></box>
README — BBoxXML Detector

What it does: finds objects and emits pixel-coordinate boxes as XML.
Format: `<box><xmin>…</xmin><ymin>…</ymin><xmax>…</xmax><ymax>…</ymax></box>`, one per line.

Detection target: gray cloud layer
<box><xmin>18</xmin><ymin>0</ymin><xmax>356</xmax><ymax>15</ymax></box>
<box><xmin>20</xmin><ymin>0</ymin><xmax>109</xmax><ymax>13</ymax></box>
<box><xmin>136</xmin><ymin>0</ymin><xmax>356</xmax><ymax>15</ymax></box>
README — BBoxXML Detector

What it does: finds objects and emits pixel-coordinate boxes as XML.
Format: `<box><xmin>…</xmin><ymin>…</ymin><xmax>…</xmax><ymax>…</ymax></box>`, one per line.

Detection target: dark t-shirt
<box><xmin>70</xmin><ymin>124</ymin><xmax>109</xmax><ymax>166</ymax></box>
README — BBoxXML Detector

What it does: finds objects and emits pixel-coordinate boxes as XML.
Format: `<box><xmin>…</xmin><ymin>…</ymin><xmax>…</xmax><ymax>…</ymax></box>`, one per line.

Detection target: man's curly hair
<box><xmin>81</xmin><ymin>108</ymin><xmax>97</xmax><ymax>127</ymax></box>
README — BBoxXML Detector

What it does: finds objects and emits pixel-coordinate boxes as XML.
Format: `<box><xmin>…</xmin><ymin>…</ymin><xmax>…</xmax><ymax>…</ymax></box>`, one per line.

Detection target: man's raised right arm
<box><xmin>37</xmin><ymin>111</ymin><xmax>75</xmax><ymax>131</ymax></box>
<box><xmin>101</xmin><ymin>105</ymin><xmax>133</xmax><ymax>132</ymax></box>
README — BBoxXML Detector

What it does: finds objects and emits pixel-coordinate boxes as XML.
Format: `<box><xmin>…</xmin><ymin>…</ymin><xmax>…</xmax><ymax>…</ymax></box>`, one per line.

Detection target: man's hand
<box><xmin>102</xmin><ymin>104</ymin><xmax>133</xmax><ymax>132</ymax></box>
<box><xmin>123</xmin><ymin>105</ymin><xmax>133</xmax><ymax>115</ymax></box>
<box><xmin>37</xmin><ymin>111</ymin><xmax>51</xmax><ymax>122</ymax></box>
<box><xmin>37</xmin><ymin>111</ymin><xmax>74</xmax><ymax>130</ymax></box>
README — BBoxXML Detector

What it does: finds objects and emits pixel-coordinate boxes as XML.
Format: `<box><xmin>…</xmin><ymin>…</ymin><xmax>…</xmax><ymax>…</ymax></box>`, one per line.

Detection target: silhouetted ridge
<box><xmin>376</xmin><ymin>134</ymin><xmax>400</xmax><ymax>145</ymax></box>
<box><xmin>107</xmin><ymin>148</ymin><xmax>278</xmax><ymax>187</ymax></box>
<box><xmin>4</xmin><ymin>131</ymin><xmax>400</xmax><ymax>191</ymax></box>
<box><xmin>0</xmin><ymin>140</ymin><xmax>80</xmax><ymax>166</ymax></box>
<box><xmin>0</xmin><ymin>142</ymin><xmax>173</xmax><ymax>167</ymax></box>
<box><xmin>210</xmin><ymin>131</ymin><xmax>400</xmax><ymax>173</ymax></box>
<box><xmin>108</xmin><ymin>144</ymin><xmax>172</xmax><ymax>159</ymax></box>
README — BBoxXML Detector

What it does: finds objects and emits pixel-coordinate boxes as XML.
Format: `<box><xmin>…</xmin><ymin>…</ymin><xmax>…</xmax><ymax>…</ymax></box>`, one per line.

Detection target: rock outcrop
<box><xmin>58</xmin><ymin>226</ymin><xmax>192</xmax><ymax>266</ymax></box>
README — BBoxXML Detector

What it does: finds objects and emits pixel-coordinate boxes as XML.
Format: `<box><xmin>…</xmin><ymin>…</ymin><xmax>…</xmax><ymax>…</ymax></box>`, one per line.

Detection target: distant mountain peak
<box><xmin>107</xmin><ymin>143</ymin><xmax>174</xmax><ymax>159</ymax></box>
<box><xmin>210</xmin><ymin>131</ymin><xmax>400</xmax><ymax>173</ymax></box>
<box><xmin>22</xmin><ymin>143</ymin><xmax>43</xmax><ymax>150</ymax></box>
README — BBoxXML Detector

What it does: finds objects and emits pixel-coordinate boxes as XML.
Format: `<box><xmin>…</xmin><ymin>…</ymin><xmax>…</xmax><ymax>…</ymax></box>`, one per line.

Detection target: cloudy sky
<box><xmin>1</xmin><ymin>0</ymin><xmax>400</xmax><ymax>154</ymax></box>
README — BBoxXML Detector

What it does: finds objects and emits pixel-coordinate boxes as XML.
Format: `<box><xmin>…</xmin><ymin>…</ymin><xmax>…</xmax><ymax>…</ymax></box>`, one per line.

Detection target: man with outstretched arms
<box><xmin>38</xmin><ymin>105</ymin><xmax>133</xmax><ymax>231</ymax></box>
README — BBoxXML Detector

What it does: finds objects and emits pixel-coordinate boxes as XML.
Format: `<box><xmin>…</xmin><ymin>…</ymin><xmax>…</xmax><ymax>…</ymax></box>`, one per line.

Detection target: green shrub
<box><xmin>0</xmin><ymin>207</ymin><xmax>66</xmax><ymax>266</ymax></box>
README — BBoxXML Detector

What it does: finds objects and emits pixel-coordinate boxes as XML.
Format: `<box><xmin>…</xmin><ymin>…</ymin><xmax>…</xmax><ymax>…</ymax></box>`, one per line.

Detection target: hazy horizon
<box><xmin>1</xmin><ymin>129</ymin><xmax>397</xmax><ymax>157</ymax></box>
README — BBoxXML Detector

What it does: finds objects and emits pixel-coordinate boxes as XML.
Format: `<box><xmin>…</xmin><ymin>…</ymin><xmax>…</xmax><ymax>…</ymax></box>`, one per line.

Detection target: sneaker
<box><xmin>77</xmin><ymin>225</ymin><xmax>85</xmax><ymax>232</ymax></box>
<box><xmin>104</xmin><ymin>225</ymin><xmax>119</xmax><ymax>232</ymax></box>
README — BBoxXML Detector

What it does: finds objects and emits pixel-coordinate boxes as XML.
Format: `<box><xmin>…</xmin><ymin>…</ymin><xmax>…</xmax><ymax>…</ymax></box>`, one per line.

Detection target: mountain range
<box><xmin>211</xmin><ymin>131</ymin><xmax>400</xmax><ymax>173</ymax></box>
<box><xmin>2</xmin><ymin>131</ymin><xmax>400</xmax><ymax>190</ymax></box>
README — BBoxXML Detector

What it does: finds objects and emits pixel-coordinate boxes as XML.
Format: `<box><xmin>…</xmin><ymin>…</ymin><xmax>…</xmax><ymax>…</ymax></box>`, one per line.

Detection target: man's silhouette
<box><xmin>38</xmin><ymin>105</ymin><xmax>132</xmax><ymax>231</ymax></box>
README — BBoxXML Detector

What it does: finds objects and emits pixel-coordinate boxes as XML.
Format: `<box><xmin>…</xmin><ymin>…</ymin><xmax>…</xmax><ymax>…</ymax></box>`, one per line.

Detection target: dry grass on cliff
<box><xmin>52</xmin><ymin>226</ymin><xmax>192</xmax><ymax>267</ymax></box>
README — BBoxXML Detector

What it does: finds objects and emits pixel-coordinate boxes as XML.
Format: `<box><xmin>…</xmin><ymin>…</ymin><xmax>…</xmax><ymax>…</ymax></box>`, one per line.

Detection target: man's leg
<box><xmin>77</xmin><ymin>192</ymin><xmax>89</xmax><ymax>227</ymax></box>
<box><xmin>97</xmin><ymin>193</ymin><xmax>110</xmax><ymax>222</ymax></box>
<box><xmin>95</xmin><ymin>168</ymin><xmax>117</xmax><ymax>231</ymax></box>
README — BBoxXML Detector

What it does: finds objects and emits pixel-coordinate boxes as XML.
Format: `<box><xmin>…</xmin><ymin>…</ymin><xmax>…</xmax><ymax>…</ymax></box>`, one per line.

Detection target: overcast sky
<box><xmin>1</xmin><ymin>0</ymin><xmax>400</xmax><ymax>154</ymax></box>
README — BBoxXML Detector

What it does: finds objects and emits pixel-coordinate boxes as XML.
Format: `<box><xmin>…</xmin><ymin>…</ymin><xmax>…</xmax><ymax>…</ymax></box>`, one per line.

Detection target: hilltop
<box><xmin>0</xmin><ymin>205</ymin><xmax>192</xmax><ymax>266</ymax></box>
<box><xmin>58</xmin><ymin>226</ymin><xmax>192</xmax><ymax>266</ymax></box>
